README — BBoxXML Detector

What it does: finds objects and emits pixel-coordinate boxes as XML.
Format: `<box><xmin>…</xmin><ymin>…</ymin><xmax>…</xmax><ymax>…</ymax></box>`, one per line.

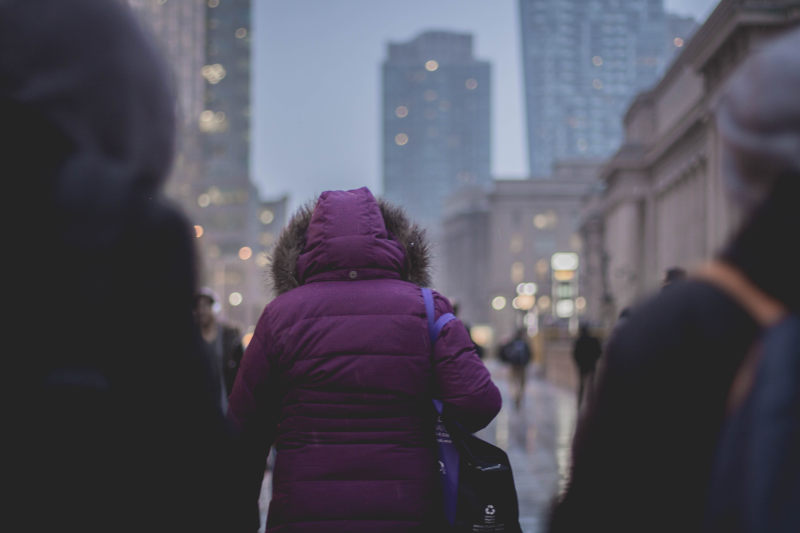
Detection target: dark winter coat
<box><xmin>572</xmin><ymin>333</ymin><xmax>602</xmax><ymax>374</ymax></box>
<box><xmin>548</xmin><ymin>280</ymin><xmax>760</xmax><ymax>533</ymax></box>
<box><xmin>228</xmin><ymin>187</ymin><xmax>502</xmax><ymax>532</ymax></box>
<box><xmin>705</xmin><ymin>315</ymin><xmax>800</xmax><ymax>533</ymax></box>
<box><xmin>219</xmin><ymin>323</ymin><xmax>245</xmax><ymax>395</ymax></box>
<box><xmin>4</xmin><ymin>1</ymin><xmax>236</xmax><ymax>531</ymax></box>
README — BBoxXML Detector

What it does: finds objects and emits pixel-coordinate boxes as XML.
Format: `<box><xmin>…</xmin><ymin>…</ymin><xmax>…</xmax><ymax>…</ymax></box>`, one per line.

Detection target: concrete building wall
<box><xmin>604</xmin><ymin>198</ymin><xmax>644</xmax><ymax>311</ymax></box>
<box><xmin>654</xmin><ymin>65</ymin><xmax>703</xmax><ymax>139</ymax></box>
<box><xmin>443</xmin><ymin>163</ymin><xmax>599</xmax><ymax>353</ymax></box>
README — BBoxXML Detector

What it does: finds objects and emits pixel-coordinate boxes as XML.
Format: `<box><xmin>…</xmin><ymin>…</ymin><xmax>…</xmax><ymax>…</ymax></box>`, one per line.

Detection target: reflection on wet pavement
<box><xmin>477</xmin><ymin>359</ymin><xmax>577</xmax><ymax>533</ymax></box>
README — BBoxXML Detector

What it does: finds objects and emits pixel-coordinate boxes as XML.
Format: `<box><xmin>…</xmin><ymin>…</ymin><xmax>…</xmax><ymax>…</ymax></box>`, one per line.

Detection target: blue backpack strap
<box><xmin>423</xmin><ymin>287</ymin><xmax>460</xmax><ymax>526</ymax></box>
<box><xmin>423</xmin><ymin>290</ymin><xmax>456</xmax><ymax>418</ymax></box>
<box><xmin>422</xmin><ymin>287</ymin><xmax>456</xmax><ymax>345</ymax></box>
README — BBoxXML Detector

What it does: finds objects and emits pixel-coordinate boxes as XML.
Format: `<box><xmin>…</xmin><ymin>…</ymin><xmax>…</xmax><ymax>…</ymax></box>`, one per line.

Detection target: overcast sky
<box><xmin>252</xmin><ymin>0</ymin><xmax>720</xmax><ymax>212</ymax></box>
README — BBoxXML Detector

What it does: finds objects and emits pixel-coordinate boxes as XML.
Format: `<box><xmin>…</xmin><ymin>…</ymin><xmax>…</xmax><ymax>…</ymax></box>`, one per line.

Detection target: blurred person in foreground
<box><xmin>3</xmin><ymin>1</ymin><xmax>237</xmax><ymax>531</ymax></box>
<box><xmin>548</xmin><ymin>27</ymin><xmax>800</xmax><ymax>533</ymax></box>
<box><xmin>194</xmin><ymin>287</ymin><xmax>244</xmax><ymax>408</ymax></box>
<box><xmin>227</xmin><ymin>187</ymin><xmax>501</xmax><ymax>532</ymax></box>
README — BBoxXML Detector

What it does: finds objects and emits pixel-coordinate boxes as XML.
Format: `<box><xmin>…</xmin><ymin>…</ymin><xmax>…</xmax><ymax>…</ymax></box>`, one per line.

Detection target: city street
<box><xmin>258</xmin><ymin>339</ymin><xmax>579</xmax><ymax>533</ymax></box>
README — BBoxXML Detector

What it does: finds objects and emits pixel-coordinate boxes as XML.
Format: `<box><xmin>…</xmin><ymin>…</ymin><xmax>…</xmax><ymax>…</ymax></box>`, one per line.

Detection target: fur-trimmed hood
<box><xmin>270</xmin><ymin>187</ymin><xmax>431</xmax><ymax>295</ymax></box>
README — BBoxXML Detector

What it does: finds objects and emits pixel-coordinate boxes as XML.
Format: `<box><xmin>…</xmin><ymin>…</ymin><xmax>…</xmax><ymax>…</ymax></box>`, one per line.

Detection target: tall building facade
<box><xmin>194</xmin><ymin>0</ymin><xmax>260</xmax><ymax>328</ymax></box>
<box><xmin>382</xmin><ymin>31</ymin><xmax>491</xmax><ymax>231</ymax></box>
<box><xmin>129</xmin><ymin>0</ymin><xmax>280</xmax><ymax>337</ymax></box>
<box><xmin>519</xmin><ymin>0</ymin><xmax>696</xmax><ymax>176</ymax></box>
<box><xmin>127</xmin><ymin>0</ymin><xmax>207</xmax><ymax>207</ymax></box>
<box><xmin>578</xmin><ymin>0</ymin><xmax>800</xmax><ymax>324</ymax></box>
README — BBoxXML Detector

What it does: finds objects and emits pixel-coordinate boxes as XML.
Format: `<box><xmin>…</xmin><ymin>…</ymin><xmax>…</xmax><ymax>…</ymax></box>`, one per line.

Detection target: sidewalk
<box><xmin>478</xmin><ymin>358</ymin><xmax>577</xmax><ymax>533</ymax></box>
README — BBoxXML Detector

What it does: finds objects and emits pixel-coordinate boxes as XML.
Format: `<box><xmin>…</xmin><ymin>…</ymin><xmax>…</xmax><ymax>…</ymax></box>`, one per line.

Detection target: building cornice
<box><xmin>628</xmin><ymin>1</ymin><xmax>799</xmax><ymax>109</ymax></box>
<box><xmin>490</xmin><ymin>179</ymin><xmax>598</xmax><ymax>202</ymax></box>
<box><xmin>643</xmin><ymin>100</ymin><xmax>708</xmax><ymax>170</ymax></box>
<box><xmin>692</xmin><ymin>1</ymin><xmax>800</xmax><ymax>75</ymax></box>
<box><xmin>599</xmin><ymin>144</ymin><xmax>648</xmax><ymax>183</ymax></box>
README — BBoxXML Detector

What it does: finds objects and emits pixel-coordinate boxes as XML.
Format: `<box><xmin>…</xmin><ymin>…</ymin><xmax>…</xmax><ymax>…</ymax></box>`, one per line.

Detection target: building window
<box><xmin>533</xmin><ymin>210</ymin><xmax>557</xmax><ymax>230</ymax></box>
<box><xmin>260</xmin><ymin>210</ymin><xmax>274</xmax><ymax>225</ymax></box>
<box><xmin>202</xmin><ymin>64</ymin><xmax>226</xmax><ymax>84</ymax></box>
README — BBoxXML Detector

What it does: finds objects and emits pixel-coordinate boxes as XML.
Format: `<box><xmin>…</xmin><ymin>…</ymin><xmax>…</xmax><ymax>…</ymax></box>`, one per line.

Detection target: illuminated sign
<box><xmin>551</xmin><ymin>252</ymin><xmax>579</xmax><ymax>271</ymax></box>
<box><xmin>555</xmin><ymin>299</ymin><xmax>575</xmax><ymax>318</ymax></box>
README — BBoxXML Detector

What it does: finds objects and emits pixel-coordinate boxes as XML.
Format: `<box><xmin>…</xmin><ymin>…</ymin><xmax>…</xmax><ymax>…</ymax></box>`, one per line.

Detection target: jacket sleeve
<box><xmin>429</xmin><ymin>290</ymin><xmax>502</xmax><ymax>432</ymax></box>
<box><xmin>227</xmin><ymin>308</ymin><xmax>280</xmax><ymax>532</ymax></box>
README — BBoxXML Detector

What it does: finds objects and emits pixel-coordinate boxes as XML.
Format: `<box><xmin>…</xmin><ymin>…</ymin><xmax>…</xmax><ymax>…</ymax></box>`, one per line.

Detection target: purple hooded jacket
<box><xmin>228</xmin><ymin>187</ymin><xmax>501</xmax><ymax>532</ymax></box>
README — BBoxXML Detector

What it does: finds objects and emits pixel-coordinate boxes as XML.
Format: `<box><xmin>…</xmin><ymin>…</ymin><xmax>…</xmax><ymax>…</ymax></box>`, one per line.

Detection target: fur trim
<box><xmin>269</xmin><ymin>196</ymin><xmax>431</xmax><ymax>295</ymax></box>
<box><xmin>377</xmin><ymin>198</ymin><xmax>431</xmax><ymax>288</ymax></box>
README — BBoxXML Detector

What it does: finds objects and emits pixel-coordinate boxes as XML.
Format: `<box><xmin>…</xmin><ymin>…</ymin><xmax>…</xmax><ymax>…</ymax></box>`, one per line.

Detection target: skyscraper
<box><xmin>201</xmin><ymin>0</ymin><xmax>251</xmax><ymax>189</ymax></box>
<box><xmin>127</xmin><ymin>0</ymin><xmax>206</xmax><ymax>206</ymax></box>
<box><xmin>519</xmin><ymin>0</ymin><xmax>695</xmax><ymax>176</ymax></box>
<box><xmin>382</xmin><ymin>31</ymin><xmax>491</xmax><ymax>230</ymax></box>
<box><xmin>130</xmin><ymin>0</ymin><xmax>278</xmax><ymax>332</ymax></box>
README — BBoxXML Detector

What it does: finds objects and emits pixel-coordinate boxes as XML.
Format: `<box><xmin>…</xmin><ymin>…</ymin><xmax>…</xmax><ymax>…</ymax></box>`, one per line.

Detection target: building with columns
<box><xmin>580</xmin><ymin>0</ymin><xmax>800</xmax><ymax>324</ymax></box>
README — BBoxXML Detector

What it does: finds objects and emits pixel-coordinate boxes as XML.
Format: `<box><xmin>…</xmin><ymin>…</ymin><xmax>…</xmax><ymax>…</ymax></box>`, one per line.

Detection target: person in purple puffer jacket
<box><xmin>228</xmin><ymin>187</ymin><xmax>502</xmax><ymax>533</ymax></box>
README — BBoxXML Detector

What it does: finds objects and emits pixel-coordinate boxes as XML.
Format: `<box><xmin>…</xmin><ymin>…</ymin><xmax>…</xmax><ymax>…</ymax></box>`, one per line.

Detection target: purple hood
<box><xmin>270</xmin><ymin>187</ymin><xmax>431</xmax><ymax>294</ymax></box>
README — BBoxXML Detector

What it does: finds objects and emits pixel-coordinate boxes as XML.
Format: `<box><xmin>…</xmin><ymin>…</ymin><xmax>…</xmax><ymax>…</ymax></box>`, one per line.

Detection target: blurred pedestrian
<box><xmin>572</xmin><ymin>323</ymin><xmax>602</xmax><ymax>409</ymax></box>
<box><xmin>227</xmin><ymin>187</ymin><xmax>501</xmax><ymax>532</ymax></box>
<box><xmin>194</xmin><ymin>287</ymin><xmax>244</xmax><ymax>408</ymax></box>
<box><xmin>4</xmin><ymin>1</ymin><xmax>237</xmax><ymax>531</ymax></box>
<box><xmin>500</xmin><ymin>328</ymin><xmax>533</xmax><ymax>409</ymax></box>
<box><xmin>662</xmin><ymin>266</ymin><xmax>687</xmax><ymax>288</ymax></box>
<box><xmin>548</xmin><ymin>27</ymin><xmax>800</xmax><ymax>533</ymax></box>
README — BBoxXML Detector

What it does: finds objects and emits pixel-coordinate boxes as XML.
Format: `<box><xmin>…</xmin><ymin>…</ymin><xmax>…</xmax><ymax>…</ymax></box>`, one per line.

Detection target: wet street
<box><xmin>258</xmin><ymin>339</ymin><xmax>579</xmax><ymax>533</ymax></box>
<box><xmin>477</xmin><ymin>351</ymin><xmax>578</xmax><ymax>533</ymax></box>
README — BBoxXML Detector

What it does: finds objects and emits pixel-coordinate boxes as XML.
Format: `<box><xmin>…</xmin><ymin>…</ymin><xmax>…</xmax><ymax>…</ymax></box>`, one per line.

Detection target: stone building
<box><xmin>580</xmin><ymin>0</ymin><xmax>800</xmax><ymax>323</ymax></box>
<box><xmin>441</xmin><ymin>161</ymin><xmax>601</xmax><ymax>349</ymax></box>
